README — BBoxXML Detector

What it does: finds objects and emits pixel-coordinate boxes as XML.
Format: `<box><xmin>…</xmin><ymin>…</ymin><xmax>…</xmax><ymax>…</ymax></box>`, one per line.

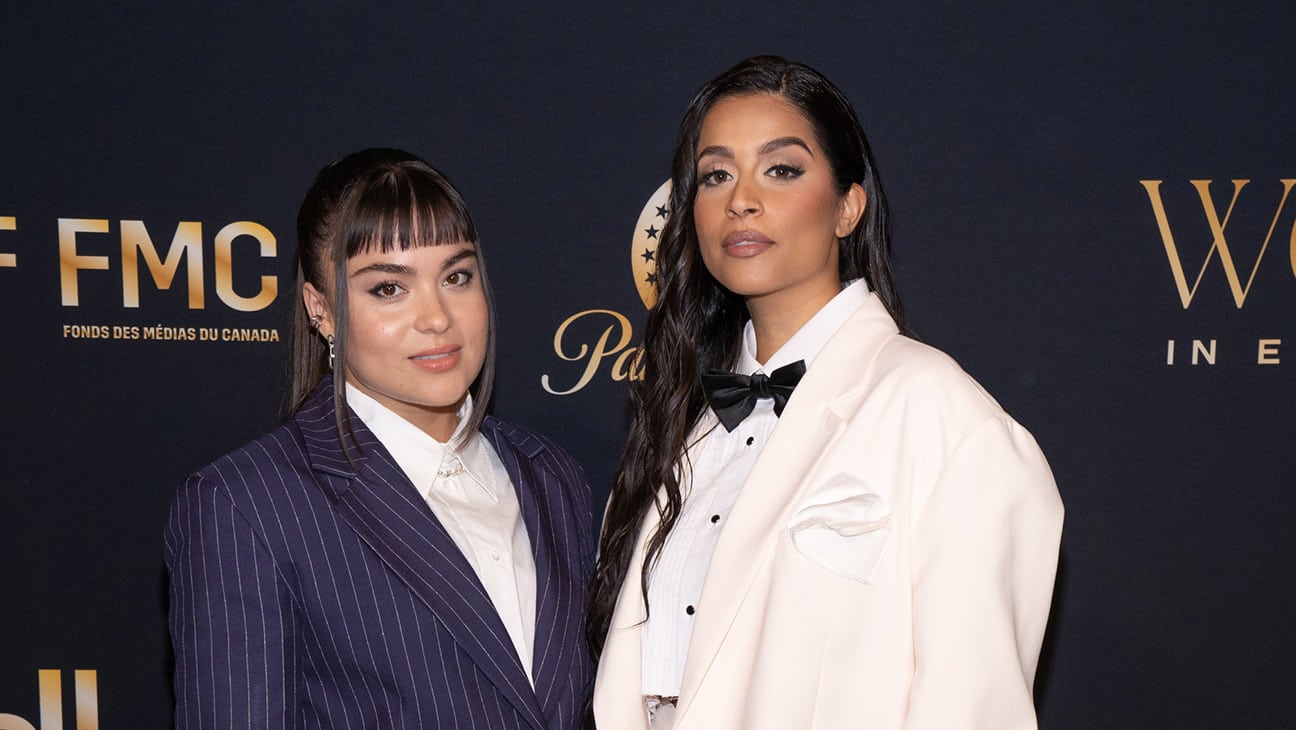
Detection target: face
<box><xmin>692</xmin><ymin>93</ymin><xmax>865</xmax><ymax>320</ymax></box>
<box><xmin>305</xmin><ymin>242</ymin><xmax>489</xmax><ymax>441</ymax></box>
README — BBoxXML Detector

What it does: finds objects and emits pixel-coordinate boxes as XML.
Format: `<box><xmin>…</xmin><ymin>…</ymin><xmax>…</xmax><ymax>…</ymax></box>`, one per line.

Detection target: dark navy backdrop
<box><xmin>2</xmin><ymin>3</ymin><xmax>1293</xmax><ymax>727</ymax></box>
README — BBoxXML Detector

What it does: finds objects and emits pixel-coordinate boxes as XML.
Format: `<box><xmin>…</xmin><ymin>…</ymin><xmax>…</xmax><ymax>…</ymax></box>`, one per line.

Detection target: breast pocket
<box><xmin>787</xmin><ymin>473</ymin><xmax>891</xmax><ymax>584</ymax></box>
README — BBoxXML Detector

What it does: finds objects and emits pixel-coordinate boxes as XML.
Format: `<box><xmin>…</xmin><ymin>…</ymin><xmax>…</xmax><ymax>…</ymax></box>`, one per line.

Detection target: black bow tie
<box><xmin>700</xmin><ymin>360</ymin><xmax>806</xmax><ymax>432</ymax></box>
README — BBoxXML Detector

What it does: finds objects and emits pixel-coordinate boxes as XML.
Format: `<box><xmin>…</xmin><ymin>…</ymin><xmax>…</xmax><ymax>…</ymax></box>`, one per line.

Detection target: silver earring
<box><xmin>327</xmin><ymin>334</ymin><xmax>335</xmax><ymax>370</ymax></box>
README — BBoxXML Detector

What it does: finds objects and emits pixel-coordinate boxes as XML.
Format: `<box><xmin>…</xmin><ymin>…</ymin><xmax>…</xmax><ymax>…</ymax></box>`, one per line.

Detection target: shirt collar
<box><xmin>738</xmin><ymin>279</ymin><xmax>871</xmax><ymax>375</ymax></box>
<box><xmin>344</xmin><ymin>384</ymin><xmax>500</xmax><ymax>499</ymax></box>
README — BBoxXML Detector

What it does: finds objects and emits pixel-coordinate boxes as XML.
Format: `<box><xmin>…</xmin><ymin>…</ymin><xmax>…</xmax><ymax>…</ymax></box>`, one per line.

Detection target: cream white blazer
<box><xmin>594</xmin><ymin>293</ymin><xmax>1064</xmax><ymax>729</ymax></box>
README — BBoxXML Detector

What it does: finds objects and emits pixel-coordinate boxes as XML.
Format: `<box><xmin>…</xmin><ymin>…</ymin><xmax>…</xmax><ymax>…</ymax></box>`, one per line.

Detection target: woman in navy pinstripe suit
<box><xmin>165</xmin><ymin>148</ymin><xmax>594</xmax><ymax>729</ymax></box>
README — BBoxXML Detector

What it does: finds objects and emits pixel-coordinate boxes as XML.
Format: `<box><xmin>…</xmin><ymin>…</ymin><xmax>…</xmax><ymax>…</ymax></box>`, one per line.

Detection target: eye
<box><xmin>369</xmin><ymin>281</ymin><xmax>404</xmax><ymax>299</ymax></box>
<box><xmin>444</xmin><ymin>270</ymin><xmax>474</xmax><ymax>288</ymax></box>
<box><xmin>766</xmin><ymin>164</ymin><xmax>804</xmax><ymax>180</ymax></box>
<box><xmin>699</xmin><ymin>169</ymin><xmax>732</xmax><ymax>187</ymax></box>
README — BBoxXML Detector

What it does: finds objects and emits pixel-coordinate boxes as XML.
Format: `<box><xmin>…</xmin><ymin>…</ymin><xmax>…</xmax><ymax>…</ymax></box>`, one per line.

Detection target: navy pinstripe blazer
<box><xmin>165</xmin><ymin>381</ymin><xmax>594</xmax><ymax>729</ymax></box>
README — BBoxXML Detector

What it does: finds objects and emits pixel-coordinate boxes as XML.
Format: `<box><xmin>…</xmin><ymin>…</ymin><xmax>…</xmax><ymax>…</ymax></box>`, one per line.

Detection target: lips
<box><xmin>410</xmin><ymin>345</ymin><xmax>461</xmax><ymax>372</ymax></box>
<box><xmin>722</xmin><ymin>230</ymin><xmax>774</xmax><ymax>257</ymax></box>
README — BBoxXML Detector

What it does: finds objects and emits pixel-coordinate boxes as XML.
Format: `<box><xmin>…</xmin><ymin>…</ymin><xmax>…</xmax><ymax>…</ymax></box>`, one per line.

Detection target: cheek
<box><xmin>788</xmin><ymin>191</ymin><xmax>838</xmax><ymax>230</ymax></box>
<box><xmin>692</xmin><ymin>199</ymin><xmax>727</xmax><ymax>275</ymax></box>
<box><xmin>692</xmin><ymin>196</ymin><xmax>726</xmax><ymax>241</ymax></box>
<box><xmin>693</xmin><ymin>233</ymin><xmax>723</xmax><ymax>277</ymax></box>
<box><xmin>462</xmin><ymin>295</ymin><xmax>490</xmax><ymax>350</ymax></box>
<box><xmin>345</xmin><ymin>306</ymin><xmax>400</xmax><ymax>356</ymax></box>
<box><xmin>816</xmin><ymin>190</ymin><xmax>850</xmax><ymax>234</ymax></box>
<box><xmin>349</xmin><ymin>309</ymin><xmax>383</xmax><ymax>337</ymax></box>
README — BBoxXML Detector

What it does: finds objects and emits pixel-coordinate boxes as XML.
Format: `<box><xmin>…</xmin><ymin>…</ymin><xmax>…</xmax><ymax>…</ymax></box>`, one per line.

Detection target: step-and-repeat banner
<box><xmin>2</xmin><ymin>4</ymin><xmax>1292</xmax><ymax>728</ymax></box>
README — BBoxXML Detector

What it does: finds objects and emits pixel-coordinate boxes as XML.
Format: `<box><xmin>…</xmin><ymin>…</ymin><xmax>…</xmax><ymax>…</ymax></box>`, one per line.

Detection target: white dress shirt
<box><xmin>641</xmin><ymin>281</ymin><xmax>871</xmax><ymax>696</ymax></box>
<box><xmin>346</xmin><ymin>384</ymin><xmax>538</xmax><ymax>684</ymax></box>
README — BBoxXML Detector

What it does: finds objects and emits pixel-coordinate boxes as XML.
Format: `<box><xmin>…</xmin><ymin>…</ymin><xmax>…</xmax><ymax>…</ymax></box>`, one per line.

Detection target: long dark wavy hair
<box><xmin>288</xmin><ymin>147</ymin><xmax>497</xmax><ymax>453</ymax></box>
<box><xmin>587</xmin><ymin>56</ymin><xmax>910</xmax><ymax>660</ymax></box>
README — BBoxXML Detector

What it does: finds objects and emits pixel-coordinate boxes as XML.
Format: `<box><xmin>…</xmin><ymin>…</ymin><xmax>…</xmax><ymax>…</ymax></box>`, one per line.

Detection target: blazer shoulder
<box><xmin>165</xmin><ymin>415</ymin><xmax>327</xmax><ymax>562</ymax></box>
<box><xmin>868</xmin><ymin>334</ymin><xmax>1013</xmax><ymax>425</ymax></box>
<box><xmin>178</xmin><ymin>417</ymin><xmax>315</xmax><ymax>506</ymax></box>
<box><xmin>818</xmin><ymin>303</ymin><xmax>1005</xmax><ymax>424</ymax></box>
<box><xmin>482</xmin><ymin>416</ymin><xmax>589</xmax><ymax>494</ymax></box>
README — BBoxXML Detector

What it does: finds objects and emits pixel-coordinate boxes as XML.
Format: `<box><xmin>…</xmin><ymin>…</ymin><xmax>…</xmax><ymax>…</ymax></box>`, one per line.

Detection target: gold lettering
<box><xmin>1291</xmin><ymin>213</ymin><xmax>1296</xmax><ymax>279</ymax></box>
<box><xmin>0</xmin><ymin>668</ymin><xmax>98</xmax><ymax>730</ymax></box>
<box><xmin>220</xmin><ymin>328</ymin><xmax>280</xmax><ymax>342</ymax></box>
<box><xmin>0</xmin><ymin>713</ymin><xmax>36</xmax><ymax>730</ymax></box>
<box><xmin>62</xmin><ymin>324</ymin><xmax>111</xmax><ymax>339</ymax></box>
<box><xmin>214</xmin><ymin>221</ymin><xmax>277</xmax><ymax>312</ymax></box>
<box><xmin>58</xmin><ymin>218</ymin><xmax>111</xmax><ymax>306</ymax></box>
<box><xmin>0</xmin><ymin>215</ymin><xmax>15</xmax><ymax>268</ymax></box>
<box><xmin>39</xmin><ymin>669</ymin><xmax>61</xmax><ymax>730</ymax></box>
<box><xmin>542</xmin><ymin>309</ymin><xmax>634</xmax><ymax>395</ymax></box>
<box><xmin>74</xmin><ymin>670</ymin><xmax>98</xmax><ymax>730</ymax></box>
<box><xmin>1258</xmin><ymin>339</ymin><xmax>1281</xmax><ymax>364</ymax></box>
<box><xmin>631</xmin><ymin>348</ymin><xmax>646</xmax><ymax>380</ymax></box>
<box><xmin>1166</xmin><ymin>339</ymin><xmax>1175</xmax><ymax>365</ymax></box>
<box><xmin>120</xmin><ymin>220</ymin><xmax>204</xmax><ymax>308</ymax></box>
<box><xmin>1191</xmin><ymin>339</ymin><xmax>1217</xmax><ymax>365</ymax></box>
<box><xmin>611</xmin><ymin>346</ymin><xmax>646</xmax><ymax>381</ymax></box>
<box><xmin>1140</xmin><ymin>179</ymin><xmax>1296</xmax><ymax>308</ymax></box>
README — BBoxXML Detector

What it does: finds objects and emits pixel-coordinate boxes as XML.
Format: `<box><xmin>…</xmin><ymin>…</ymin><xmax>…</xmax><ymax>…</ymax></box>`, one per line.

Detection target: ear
<box><xmin>302</xmin><ymin>282</ymin><xmax>336</xmax><ymax>338</ymax></box>
<box><xmin>835</xmin><ymin>183</ymin><xmax>867</xmax><ymax>239</ymax></box>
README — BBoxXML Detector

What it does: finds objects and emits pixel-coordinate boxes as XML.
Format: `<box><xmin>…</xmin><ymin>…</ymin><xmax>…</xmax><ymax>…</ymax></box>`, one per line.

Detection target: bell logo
<box><xmin>0</xmin><ymin>669</ymin><xmax>98</xmax><ymax>730</ymax></box>
<box><xmin>1140</xmin><ymin>179</ymin><xmax>1296</xmax><ymax>308</ymax></box>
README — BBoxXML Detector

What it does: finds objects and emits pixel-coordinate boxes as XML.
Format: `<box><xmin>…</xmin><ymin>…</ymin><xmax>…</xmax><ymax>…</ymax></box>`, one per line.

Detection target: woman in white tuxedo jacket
<box><xmin>589</xmin><ymin>57</ymin><xmax>1063</xmax><ymax>730</ymax></box>
<box><xmin>165</xmin><ymin>149</ymin><xmax>593</xmax><ymax>729</ymax></box>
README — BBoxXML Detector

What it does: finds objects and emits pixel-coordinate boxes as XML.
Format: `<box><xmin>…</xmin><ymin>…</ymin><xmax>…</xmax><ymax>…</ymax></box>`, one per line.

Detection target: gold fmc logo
<box><xmin>0</xmin><ymin>214</ymin><xmax>277</xmax><ymax>310</ymax></box>
<box><xmin>0</xmin><ymin>214</ymin><xmax>283</xmax><ymax>344</ymax></box>
<box><xmin>58</xmin><ymin>218</ymin><xmax>277</xmax><ymax>310</ymax></box>
<box><xmin>0</xmin><ymin>669</ymin><xmax>98</xmax><ymax>730</ymax></box>
<box><xmin>542</xmin><ymin>182</ymin><xmax>670</xmax><ymax>394</ymax></box>
<box><xmin>1141</xmin><ymin>179</ymin><xmax>1294</xmax><ymax>365</ymax></box>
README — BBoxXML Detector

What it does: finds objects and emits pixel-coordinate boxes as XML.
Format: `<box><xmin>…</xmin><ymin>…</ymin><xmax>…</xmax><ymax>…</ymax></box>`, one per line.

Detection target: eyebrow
<box><xmin>350</xmin><ymin>245</ymin><xmax>478</xmax><ymax>278</ymax></box>
<box><xmin>695</xmin><ymin>136</ymin><xmax>814</xmax><ymax>163</ymax></box>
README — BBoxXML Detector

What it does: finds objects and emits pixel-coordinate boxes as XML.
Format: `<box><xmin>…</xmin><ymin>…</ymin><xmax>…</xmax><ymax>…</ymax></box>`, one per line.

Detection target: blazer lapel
<box><xmin>593</xmin><ymin>489</ymin><xmax>659</xmax><ymax>730</ymax></box>
<box><xmin>481</xmin><ymin>418</ymin><xmax>585</xmax><ymax>722</ymax></box>
<box><xmin>300</xmin><ymin>383</ymin><xmax>547</xmax><ymax>730</ymax></box>
<box><xmin>674</xmin><ymin>296</ymin><xmax>900</xmax><ymax>722</ymax></box>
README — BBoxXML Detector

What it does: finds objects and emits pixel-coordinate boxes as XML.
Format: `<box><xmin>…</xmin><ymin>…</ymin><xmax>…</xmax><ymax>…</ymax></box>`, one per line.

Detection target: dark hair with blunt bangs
<box><xmin>588</xmin><ymin>56</ymin><xmax>909</xmax><ymax>660</ymax></box>
<box><xmin>288</xmin><ymin>147</ymin><xmax>496</xmax><ymax>454</ymax></box>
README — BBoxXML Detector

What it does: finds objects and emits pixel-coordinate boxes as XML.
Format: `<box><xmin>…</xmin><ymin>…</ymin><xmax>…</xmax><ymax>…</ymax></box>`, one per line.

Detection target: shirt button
<box><xmin>745</xmin><ymin>436</ymin><xmax>755</xmax><ymax>446</ymax></box>
<box><xmin>685</xmin><ymin>605</ymin><xmax>695</xmax><ymax>616</ymax></box>
<box><xmin>490</xmin><ymin>549</ymin><xmax>502</xmax><ymax>562</ymax></box>
<box><xmin>710</xmin><ymin>514</ymin><xmax>720</xmax><ymax>524</ymax></box>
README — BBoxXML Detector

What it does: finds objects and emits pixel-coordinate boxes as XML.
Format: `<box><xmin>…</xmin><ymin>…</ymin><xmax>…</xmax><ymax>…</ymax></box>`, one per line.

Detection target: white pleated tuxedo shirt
<box><xmin>346</xmin><ymin>384</ymin><xmax>538</xmax><ymax>683</ymax></box>
<box><xmin>641</xmin><ymin>281</ymin><xmax>870</xmax><ymax>696</ymax></box>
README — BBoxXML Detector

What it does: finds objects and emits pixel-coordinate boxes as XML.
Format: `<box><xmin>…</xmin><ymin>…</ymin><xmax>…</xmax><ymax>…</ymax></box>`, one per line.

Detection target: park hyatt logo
<box><xmin>0</xmin><ymin>669</ymin><xmax>98</xmax><ymax>730</ymax></box>
<box><xmin>541</xmin><ymin>182</ymin><xmax>670</xmax><ymax>395</ymax></box>
<box><xmin>1141</xmin><ymin>179</ymin><xmax>1295</xmax><ymax>366</ymax></box>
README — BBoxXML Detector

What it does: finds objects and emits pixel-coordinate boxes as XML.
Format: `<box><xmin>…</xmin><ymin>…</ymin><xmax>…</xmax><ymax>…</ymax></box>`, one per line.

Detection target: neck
<box><xmin>343</xmin><ymin>376</ymin><xmax>466</xmax><ymax>444</ymax></box>
<box><xmin>745</xmin><ymin>288</ymin><xmax>836</xmax><ymax>363</ymax></box>
<box><xmin>420</xmin><ymin>410</ymin><xmax>462</xmax><ymax>443</ymax></box>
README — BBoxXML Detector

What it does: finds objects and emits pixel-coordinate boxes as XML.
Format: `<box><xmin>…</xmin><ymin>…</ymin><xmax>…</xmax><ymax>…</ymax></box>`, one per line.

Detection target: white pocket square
<box><xmin>788</xmin><ymin>474</ymin><xmax>891</xmax><ymax>583</ymax></box>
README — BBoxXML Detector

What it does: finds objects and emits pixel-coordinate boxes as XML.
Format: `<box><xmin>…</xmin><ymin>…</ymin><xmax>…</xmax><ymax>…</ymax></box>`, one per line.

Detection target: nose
<box><xmin>726</xmin><ymin>174</ymin><xmax>761</xmax><ymax>218</ymax></box>
<box><xmin>415</xmin><ymin>289</ymin><xmax>451</xmax><ymax>334</ymax></box>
